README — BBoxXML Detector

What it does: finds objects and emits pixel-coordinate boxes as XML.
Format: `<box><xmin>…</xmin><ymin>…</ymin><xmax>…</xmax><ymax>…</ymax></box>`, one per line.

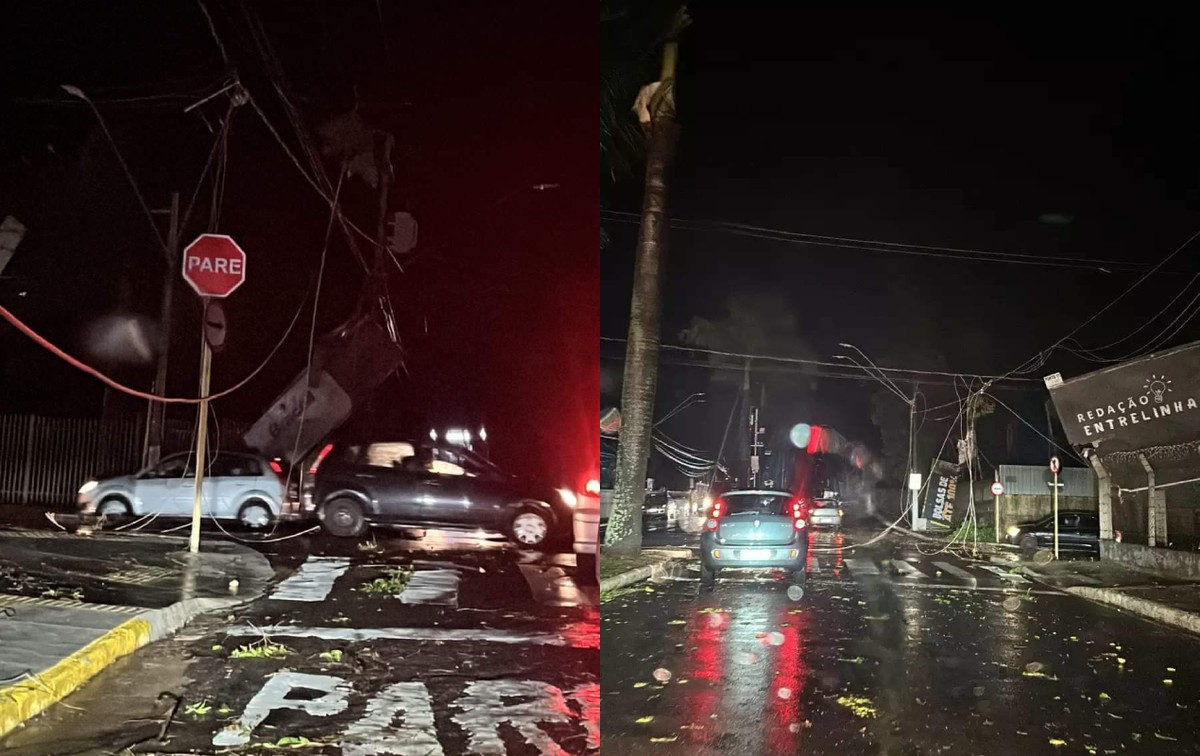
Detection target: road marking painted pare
<box><xmin>214</xmin><ymin>673</ymin><xmax>599</xmax><ymax>755</ymax></box>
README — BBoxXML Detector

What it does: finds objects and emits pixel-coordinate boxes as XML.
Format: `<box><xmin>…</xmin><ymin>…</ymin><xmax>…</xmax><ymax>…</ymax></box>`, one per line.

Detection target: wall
<box><xmin>1101</xmin><ymin>540</ymin><xmax>1200</xmax><ymax>579</ymax></box>
<box><xmin>1112</xmin><ymin>483</ymin><xmax>1200</xmax><ymax>549</ymax></box>
<box><xmin>998</xmin><ymin>464</ymin><xmax>1097</xmax><ymax>497</ymax></box>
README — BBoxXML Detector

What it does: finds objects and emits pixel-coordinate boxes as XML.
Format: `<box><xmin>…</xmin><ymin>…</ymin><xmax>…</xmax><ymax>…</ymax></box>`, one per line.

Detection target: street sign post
<box><xmin>991</xmin><ymin>478</ymin><xmax>1004</xmax><ymax>543</ymax></box>
<box><xmin>1050</xmin><ymin>456</ymin><xmax>1061</xmax><ymax>559</ymax></box>
<box><xmin>181</xmin><ymin>234</ymin><xmax>247</xmax><ymax>554</ymax></box>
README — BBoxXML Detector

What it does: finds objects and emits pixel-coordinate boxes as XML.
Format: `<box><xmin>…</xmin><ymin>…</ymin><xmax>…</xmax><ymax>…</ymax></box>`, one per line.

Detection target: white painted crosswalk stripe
<box><xmin>230</xmin><ymin>624</ymin><xmax>598</xmax><ymax>648</ymax></box>
<box><xmin>933</xmin><ymin>562</ymin><xmax>977</xmax><ymax>587</ymax></box>
<box><xmin>978</xmin><ymin>564</ymin><xmax>1031</xmax><ymax>584</ymax></box>
<box><xmin>401</xmin><ymin>569</ymin><xmax>461</xmax><ymax>606</ymax></box>
<box><xmin>891</xmin><ymin>560</ymin><xmax>927</xmax><ymax>579</ymax></box>
<box><xmin>845</xmin><ymin>558</ymin><xmax>880</xmax><ymax>576</ymax></box>
<box><xmin>269</xmin><ymin>557</ymin><xmax>350</xmax><ymax>602</ymax></box>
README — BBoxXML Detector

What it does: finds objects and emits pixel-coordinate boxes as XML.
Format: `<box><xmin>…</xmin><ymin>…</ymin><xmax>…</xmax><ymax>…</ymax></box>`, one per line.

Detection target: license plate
<box><xmin>740</xmin><ymin>549</ymin><xmax>771</xmax><ymax>560</ymax></box>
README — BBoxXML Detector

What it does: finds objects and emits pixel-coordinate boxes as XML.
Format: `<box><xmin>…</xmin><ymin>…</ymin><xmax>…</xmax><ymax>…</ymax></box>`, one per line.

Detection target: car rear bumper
<box><xmin>699</xmin><ymin>534</ymin><xmax>806</xmax><ymax>570</ymax></box>
<box><xmin>573</xmin><ymin>507</ymin><xmax>600</xmax><ymax>554</ymax></box>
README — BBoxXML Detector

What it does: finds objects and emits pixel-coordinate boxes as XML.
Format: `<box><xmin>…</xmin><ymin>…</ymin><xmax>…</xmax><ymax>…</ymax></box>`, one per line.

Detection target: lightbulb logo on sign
<box><xmin>1144</xmin><ymin>374</ymin><xmax>1172</xmax><ymax>404</ymax></box>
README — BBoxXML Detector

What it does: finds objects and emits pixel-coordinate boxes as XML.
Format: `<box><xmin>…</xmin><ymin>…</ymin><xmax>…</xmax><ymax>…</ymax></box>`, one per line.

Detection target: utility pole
<box><xmin>748</xmin><ymin>406</ymin><xmax>763</xmax><ymax>487</ymax></box>
<box><xmin>908</xmin><ymin>385</ymin><xmax>919</xmax><ymax>529</ymax></box>
<box><xmin>738</xmin><ymin>360</ymin><xmax>751</xmax><ymax>485</ymax></box>
<box><xmin>374</xmin><ymin>134</ymin><xmax>395</xmax><ymax>273</ymax></box>
<box><xmin>144</xmin><ymin>192</ymin><xmax>180</xmax><ymax>468</ymax></box>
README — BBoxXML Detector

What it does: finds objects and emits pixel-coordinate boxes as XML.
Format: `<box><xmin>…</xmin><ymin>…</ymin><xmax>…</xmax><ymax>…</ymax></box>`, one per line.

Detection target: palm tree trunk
<box><xmin>606</xmin><ymin>49</ymin><xmax>680</xmax><ymax>557</ymax></box>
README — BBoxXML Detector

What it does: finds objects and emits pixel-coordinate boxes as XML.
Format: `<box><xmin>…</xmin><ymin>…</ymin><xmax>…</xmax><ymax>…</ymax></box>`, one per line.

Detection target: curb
<box><xmin>0</xmin><ymin>595</ymin><xmax>243</xmax><ymax>739</ymax></box>
<box><xmin>1065</xmin><ymin>586</ymin><xmax>1200</xmax><ymax>636</ymax></box>
<box><xmin>600</xmin><ymin>549</ymin><xmax>691</xmax><ymax>594</ymax></box>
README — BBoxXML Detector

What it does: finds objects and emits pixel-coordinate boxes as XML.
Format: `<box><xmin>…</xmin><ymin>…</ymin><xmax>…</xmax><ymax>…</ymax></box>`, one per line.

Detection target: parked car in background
<box><xmin>808</xmin><ymin>498</ymin><xmax>843</xmax><ymax>529</ymax></box>
<box><xmin>699</xmin><ymin>490</ymin><xmax>808</xmax><ymax>586</ymax></box>
<box><xmin>303</xmin><ymin>440</ymin><xmax>574</xmax><ymax>547</ymax></box>
<box><xmin>643</xmin><ymin>490</ymin><xmax>680</xmax><ymax>530</ymax></box>
<box><xmin>78</xmin><ymin>451</ymin><xmax>284</xmax><ymax>528</ymax></box>
<box><xmin>1006</xmin><ymin>510</ymin><xmax>1100</xmax><ymax>556</ymax></box>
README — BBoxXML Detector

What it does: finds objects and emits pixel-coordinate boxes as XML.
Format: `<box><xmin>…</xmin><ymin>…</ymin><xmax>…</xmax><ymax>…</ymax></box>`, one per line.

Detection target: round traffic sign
<box><xmin>991</xmin><ymin>481</ymin><xmax>1004</xmax><ymax>497</ymax></box>
<box><xmin>203</xmin><ymin>300</ymin><xmax>227</xmax><ymax>352</ymax></box>
<box><xmin>1050</xmin><ymin>456</ymin><xmax>1060</xmax><ymax>474</ymax></box>
<box><xmin>182</xmin><ymin>234</ymin><xmax>247</xmax><ymax>298</ymax></box>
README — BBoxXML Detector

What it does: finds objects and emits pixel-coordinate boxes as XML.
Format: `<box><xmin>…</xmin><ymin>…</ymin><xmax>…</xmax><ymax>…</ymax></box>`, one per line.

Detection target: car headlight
<box><xmin>78</xmin><ymin>480</ymin><xmax>98</xmax><ymax>495</ymax></box>
<box><xmin>557</xmin><ymin>488</ymin><xmax>578</xmax><ymax>507</ymax></box>
<box><xmin>1006</xmin><ymin>526</ymin><xmax>1021</xmax><ymax>538</ymax></box>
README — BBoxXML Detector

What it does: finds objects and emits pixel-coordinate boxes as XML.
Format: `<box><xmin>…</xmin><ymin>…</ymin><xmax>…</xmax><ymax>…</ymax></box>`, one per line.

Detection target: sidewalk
<box><xmin>0</xmin><ymin>527</ymin><xmax>273</xmax><ymax>739</ymax></box>
<box><xmin>1019</xmin><ymin>555</ymin><xmax>1200</xmax><ymax>636</ymax></box>
<box><xmin>599</xmin><ymin>548</ymin><xmax>692</xmax><ymax>594</ymax></box>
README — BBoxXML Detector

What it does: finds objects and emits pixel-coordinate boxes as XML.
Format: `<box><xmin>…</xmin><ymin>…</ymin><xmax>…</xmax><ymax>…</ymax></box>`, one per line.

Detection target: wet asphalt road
<box><xmin>1</xmin><ymin>527</ymin><xmax>598</xmax><ymax>755</ymax></box>
<box><xmin>602</xmin><ymin>527</ymin><xmax>1200</xmax><ymax>755</ymax></box>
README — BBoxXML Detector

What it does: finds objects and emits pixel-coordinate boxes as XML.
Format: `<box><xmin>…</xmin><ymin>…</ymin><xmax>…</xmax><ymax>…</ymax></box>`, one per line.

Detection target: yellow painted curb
<box><xmin>0</xmin><ymin>616</ymin><xmax>152</xmax><ymax>738</ymax></box>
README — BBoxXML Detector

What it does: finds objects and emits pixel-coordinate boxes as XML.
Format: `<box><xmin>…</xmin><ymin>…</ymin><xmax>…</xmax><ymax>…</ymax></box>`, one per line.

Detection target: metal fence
<box><xmin>0</xmin><ymin>413</ymin><xmax>249</xmax><ymax>506</ymax></box>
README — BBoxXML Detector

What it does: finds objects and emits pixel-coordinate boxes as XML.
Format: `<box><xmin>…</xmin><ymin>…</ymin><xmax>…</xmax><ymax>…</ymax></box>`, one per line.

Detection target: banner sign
<box><xmin>924</xmin><ymin>459</ymin><xmax>958</xmax><ymax>529</ymax></box>
<box><xmin>1047</xmin><ymin>340</ymin><xmax>1200</xmax><ymax>453</ymax></box>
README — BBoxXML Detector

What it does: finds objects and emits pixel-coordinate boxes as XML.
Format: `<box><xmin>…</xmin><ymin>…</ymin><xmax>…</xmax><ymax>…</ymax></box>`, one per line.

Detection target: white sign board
<box><xmin>243</xmin><ymin>370</ymin><xmax>352</xmax><ymax>463</ymax></box>
<box><xmin>990</xmin><ymin>481</ymin><xmax>1004</xmax><ymax>497</ymax></box>
<box><xmin>908</xmin><ymin>473</ymin><xmax>923</xmax><ymax>491</ymax></box>
<box><xmin>1043</xmin><ymin>372</ymin><xmax>1064</xmax><ymax>389</ymax></box>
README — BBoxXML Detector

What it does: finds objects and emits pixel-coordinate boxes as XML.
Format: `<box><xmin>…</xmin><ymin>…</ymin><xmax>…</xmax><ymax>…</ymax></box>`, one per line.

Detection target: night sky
<box><xmin>1</xmin><ymin>2</ymin><xmax>596</xmax><ymax>488</ymax></box>
<box><xmin>602</xmin><ymin>7</ymin><xmax>1200</xmax><ymax>484</ymax></box>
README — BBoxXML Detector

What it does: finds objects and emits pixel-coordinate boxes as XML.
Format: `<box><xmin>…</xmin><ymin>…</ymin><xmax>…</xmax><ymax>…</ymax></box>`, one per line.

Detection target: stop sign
<box><xmin>182</xmin><ymin>234</ymin><xmax>246</xmax><ymax>298</ymax></box>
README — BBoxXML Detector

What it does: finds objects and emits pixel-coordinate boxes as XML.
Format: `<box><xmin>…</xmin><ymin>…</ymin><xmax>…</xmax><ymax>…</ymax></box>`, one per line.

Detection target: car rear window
<box><xmin>363</xmin><ymin>443</ymin><xmax>415</xmax><ymax>468</ymax></box>
<box><xmin>721</xmin><ymin>493</ymin><xmax>792</xmax><ymax>516</ymax></box>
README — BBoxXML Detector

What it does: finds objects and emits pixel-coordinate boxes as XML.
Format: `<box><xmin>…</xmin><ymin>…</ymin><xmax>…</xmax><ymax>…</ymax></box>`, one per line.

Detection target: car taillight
<box><xmin>837</xmin><ymin>508</ymin><xmax>844</xmax><ymax>517</ymax></box>
<box><xmin>309</xmin><ymin>443</ymin><xmax>335</xmax><ymax>475</ymax></box>
<box><xmin>706</xmin><ymin>497</ymin><xmax>725</xmax><ymax>531</ymax></box>
<box><xmin>791</xmin><ymin>496</ymin><xmax>808</xmax><ymax>530</ymax></box>
<box><xmin>585</xmin><ymin>479</ymin><xmax>601</xmax><ymax>495</ymax></box>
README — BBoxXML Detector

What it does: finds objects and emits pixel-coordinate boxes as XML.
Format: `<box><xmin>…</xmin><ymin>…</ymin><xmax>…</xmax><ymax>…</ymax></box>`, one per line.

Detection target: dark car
<box><xmin>699</xmin><ymin>490</ymin><xmax>809</xmax><ymax>586</ymax></box>
<box><xmin>1006</xmin><ymin>510</ymin><xmax>1100</xmax><ymax>556</ymax></box>
<box><xmin>303</xmin><ymin>441</ymin><xmax>574</xmax><ymax>547</ymax></box>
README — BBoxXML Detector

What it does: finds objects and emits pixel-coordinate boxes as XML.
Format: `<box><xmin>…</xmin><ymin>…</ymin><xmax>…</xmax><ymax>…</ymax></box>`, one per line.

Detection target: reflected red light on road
<box><xmin>767</xmin><ymin>607</ymin><xmax>808</xmax><ymax>751</ymax></box>
<box><xmin>684</xmin><ymin>607</ymin><xmax>727</xmax><ymax>740</ymax></box>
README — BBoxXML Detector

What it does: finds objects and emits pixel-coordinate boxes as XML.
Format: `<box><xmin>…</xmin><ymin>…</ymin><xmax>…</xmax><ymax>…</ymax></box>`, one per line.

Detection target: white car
<box><xmin>573</xmin><ymin>475</ymin><xmax>601</xmax><ymax>585</ymax></box>
<box><xmin>808</xmin><ymin>498</ymin><xmax>844</xmax><ymax>529</ymax></box>
<box><xmin>78</xmin><ymin>451</ymin><xmax>284</xmax><ymax>529</ymax></box>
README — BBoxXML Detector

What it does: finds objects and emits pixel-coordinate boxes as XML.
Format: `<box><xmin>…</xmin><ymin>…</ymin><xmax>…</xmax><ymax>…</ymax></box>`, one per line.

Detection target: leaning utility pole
<box><xmin>374</xmin><ymin>133</ymin><xmax>395</xmax><ymax>274</ymax></box>
<box><xmin>606</xmin><ymin>12</ymin><xmax>686</xmax><ymax>556</ymax></box>
<box><xmin>144</xmin><ymin>191</ymin><xmax>180</xmax><ymax>468</ymax></box>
